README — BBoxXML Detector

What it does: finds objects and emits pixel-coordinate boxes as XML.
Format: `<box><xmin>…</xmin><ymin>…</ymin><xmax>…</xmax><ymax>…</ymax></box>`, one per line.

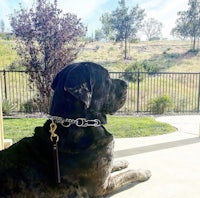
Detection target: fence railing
<box><xmin>0</xmin><ymin>70</ymin><xmax>200</xmax><ymax>114</ymax></box>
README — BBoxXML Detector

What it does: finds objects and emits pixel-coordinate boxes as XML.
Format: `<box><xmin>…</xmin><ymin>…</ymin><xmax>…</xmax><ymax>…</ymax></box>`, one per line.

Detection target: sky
<box><xmin>0</xmin><ymin>0</ymin><xmax>189</xmax><ymax>39</ymax></box>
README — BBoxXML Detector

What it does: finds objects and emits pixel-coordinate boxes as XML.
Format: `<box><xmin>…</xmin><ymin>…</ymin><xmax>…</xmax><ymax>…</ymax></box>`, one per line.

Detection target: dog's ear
<box><xmin>64</xmin><ymin>66</ymin><xmax>93</xmax><ymax>108</ymax></box>
<box><xmin>51</xmin><ymin>73</ymin><xmax>60</xmax><ymax>91</ymax></box>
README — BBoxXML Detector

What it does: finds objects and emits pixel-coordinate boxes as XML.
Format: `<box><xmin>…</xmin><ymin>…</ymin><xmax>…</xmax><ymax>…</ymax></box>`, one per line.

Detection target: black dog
<box><xmin>0</xmin><ymin>62</ymin><xmax>151</xmax><ymax>197</ymax></box>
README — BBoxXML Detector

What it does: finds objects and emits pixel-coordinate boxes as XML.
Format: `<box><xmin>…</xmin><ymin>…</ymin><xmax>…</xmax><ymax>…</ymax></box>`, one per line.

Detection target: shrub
<box><xmin>2</xmin><ymin>99</ymin><xmax>16</xmax><ymax>115</ymax></box>
<box><xmin>143</xmin><ymin>61</ymin><xmax>159</xmax><ymax>73</ymax></box>
<box><xmin>187</xmin><ymin>49</ymin><xmax>199</xmax><ymax>54</ymax></box>
<box><xmin>8</xmin><ymin>60</ymin><xmax>24</xmax><ymax>71</ymax></box>
<box><xmin>123</xmin><ymin>62</ymin><xmax>145</xmax><ymax>82</ymax></box>
<box><xmin>149</xmin><ymin>37</ymin><xmax>160</xmax><ymax>41</ymax></box>
<box><xmin>123</xmin><ymin>61</ymin><xmax>159</xmax><ymax>82</ymax></box>
<box><xmin>20</xmin><ymin>99</ymin><xmax>39</xmax><ymax>113</ymax></box>
<box><xmin>163</xmin><ymin>52</ymin><xmax>180</xmax><ymax>59</ymax></box>
<box><xmin>149</xmin><ymin>95</ymin><xmax>173</xmax><ymax>114</ymax></box>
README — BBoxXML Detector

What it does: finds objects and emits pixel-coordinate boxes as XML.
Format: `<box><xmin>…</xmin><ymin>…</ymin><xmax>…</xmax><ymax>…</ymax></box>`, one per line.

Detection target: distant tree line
<box><xmin>0</xmin><ymin>19</ymin><xmax>15</xmax><ymax>40</ymax></box>
<box><xmin>0</xmin><ymin>19</ymin><xmax>5</xmax><ymax>33</ymax></box>
<box><xmin>93</xmin><ymin>0</ymin><xmax>163</xmax><ymax>59</ymax></box>
<box><xmin>94</xmin><ymin>0</ymin><xmax>200</xmax><ymax>55</ymax></box>
<box><xmin>95</xmin><ymin>0</ymin><xmax>163</xmax><ymax>43</ymax></box>
<box><xmin>171</xmin><ymin>0</ymin><xmax>200</xmax><ymax>50</ymax></box>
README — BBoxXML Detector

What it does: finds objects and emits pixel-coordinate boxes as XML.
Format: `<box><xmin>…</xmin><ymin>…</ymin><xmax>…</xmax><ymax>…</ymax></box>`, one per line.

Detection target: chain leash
<box><xmin>48</xmin><ymin>116</ymin><xmax>101</xmax><ymax>128</ymax></box>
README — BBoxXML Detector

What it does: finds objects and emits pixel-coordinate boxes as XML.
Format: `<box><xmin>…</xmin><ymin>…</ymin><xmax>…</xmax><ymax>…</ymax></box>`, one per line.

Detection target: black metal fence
<box><xmin>0</xmin><ymin>70</ymin><xmax>200</xmax><ymax>114</ymax></box>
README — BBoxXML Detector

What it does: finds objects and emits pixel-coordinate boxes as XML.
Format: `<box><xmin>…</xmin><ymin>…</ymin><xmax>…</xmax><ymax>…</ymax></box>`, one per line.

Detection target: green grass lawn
<box><xmin>3</xmin><ymin>118</ymin><xmax>46</xmax><ymax>143</ymax></box>
<box><xmin>106</xmin><ymin>116</ymin><xmax>176</xmax><ymax>138</ymax></box>
<box><xmin>3</xmin><ymin>116</ymin><xmax>176</xmax><ymax>143</ymax></box>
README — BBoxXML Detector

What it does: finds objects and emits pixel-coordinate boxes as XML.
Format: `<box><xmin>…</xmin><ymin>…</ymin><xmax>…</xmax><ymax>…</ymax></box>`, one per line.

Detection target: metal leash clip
<box><xmin>49</xmin><ymin>121</ymin><xmax>59</xmax><ymax>142</ymax></box>
<box><xmin>75</xmin><ymin>118</ymin><xmax>101</xmax><ymax>127</ymax></box>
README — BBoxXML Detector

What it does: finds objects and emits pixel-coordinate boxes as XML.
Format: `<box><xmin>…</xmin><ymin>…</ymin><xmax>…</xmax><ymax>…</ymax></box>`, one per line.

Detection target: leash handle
<box><xmin>49</xmin><ymin>121</ymin><xmax>61</xmax><ymax>184</ymax></box>
<box><xmin>53</xmin><ymin>137</ymin><xmax>61</xmax><ymax>183</ymax></box>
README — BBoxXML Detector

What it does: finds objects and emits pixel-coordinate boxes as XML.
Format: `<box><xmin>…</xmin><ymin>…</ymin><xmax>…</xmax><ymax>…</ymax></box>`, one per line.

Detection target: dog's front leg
<box><xmin>105</xmin><ymin>169</ymin><xmax>151</xmax><ymax>195</ymax></box>
<box><xmin>111</xmin><ymin>160</ymin><xmax>129</xmax><ymax>172</ymax></box>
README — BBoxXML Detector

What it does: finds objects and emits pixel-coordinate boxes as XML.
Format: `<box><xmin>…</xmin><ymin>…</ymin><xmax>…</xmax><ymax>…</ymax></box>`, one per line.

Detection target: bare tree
<box><xmin>10</xmin><ymin>0</ymin><xmax>86</xmax><ymax>112</ymax></box>
<box><xmin>142</xmin><ymin>18</ymin><xmax>163</xmax><ymax>41</ymax></box>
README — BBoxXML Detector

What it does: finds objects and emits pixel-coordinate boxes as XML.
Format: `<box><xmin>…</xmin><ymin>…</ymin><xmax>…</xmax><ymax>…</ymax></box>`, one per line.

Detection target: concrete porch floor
<box><xmin>106</xmin><ymin>115</ymin><xmax>200</xmax><ymax>198</ymax></box>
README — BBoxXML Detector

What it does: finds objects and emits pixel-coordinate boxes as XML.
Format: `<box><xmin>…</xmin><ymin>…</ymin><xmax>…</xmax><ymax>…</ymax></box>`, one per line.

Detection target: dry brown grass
<box><xmin>1</xmin><ymin>39</ymin><xmax>199</xmax><ymax>72</ymax></box>
<box><xmin>77</xmin><ymin>40</ymin><xmax>200</xmax><ymax>72</ymax></box>
<box><xmin>0</xmin><ymin>40</ymin><xmax>17</xmax><ymax>70</ymax></box>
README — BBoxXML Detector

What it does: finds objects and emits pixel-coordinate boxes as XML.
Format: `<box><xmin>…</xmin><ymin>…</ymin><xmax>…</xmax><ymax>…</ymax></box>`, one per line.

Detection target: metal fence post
<box><xmin>198</xmin><ymin>73</ymin><xmax>200</xmax><ymax>113</ymax></box>
<box><xmin>3</xmin><ymin>70</ymin><xmax>7</xmax><ymax>100</ymax></box>
<box><xmin>0</xmin><ymin>82</ymin><xmax>4</xmax><ymax>150</ymax></box>
<box><xmin>137</xmin><ymin>71</ymin><xmax>140</xmax><ymax>113</ymax></box>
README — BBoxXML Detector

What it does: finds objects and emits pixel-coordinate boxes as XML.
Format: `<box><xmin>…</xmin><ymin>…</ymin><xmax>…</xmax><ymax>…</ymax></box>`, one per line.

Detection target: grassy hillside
<box><xmin>0</xmin><ymin>39</ymin><xmax>199</xmax><ymax>72</ymax></box>
<box><xmin>76</xmin><ymin>40</ymin><xmax>200</xmax><ymax>72</ymax></box>
<box><xmin>0</xmin><ymin>40</ymin><xmax>18</xmax><ymax>69</ymax></box>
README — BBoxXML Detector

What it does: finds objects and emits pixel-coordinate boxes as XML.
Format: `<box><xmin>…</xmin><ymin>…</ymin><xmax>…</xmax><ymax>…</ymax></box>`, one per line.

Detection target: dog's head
<box><xmin>50</xmin><ymin>62</ymin><xmax>127</xmax><ymax>124</ymax></box>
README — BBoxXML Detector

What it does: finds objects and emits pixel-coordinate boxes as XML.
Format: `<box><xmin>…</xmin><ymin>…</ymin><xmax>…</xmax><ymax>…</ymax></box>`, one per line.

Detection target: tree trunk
<box><xmin>193</xmin><ymin>35</ymin><xmax>196</xmax><ymax>50</ymax></box>
<box><xmin>124</xmin><ymin>36</ymin><xmax>127</xmax><ymax>59</ymax></box>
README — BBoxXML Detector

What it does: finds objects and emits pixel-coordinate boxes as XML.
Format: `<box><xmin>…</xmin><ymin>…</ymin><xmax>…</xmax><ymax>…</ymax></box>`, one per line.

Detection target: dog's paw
<box><xmin>137</xmin><ymin>169</ymin><xmax>151</xmax><ymax>182</ymax></box>
<box><xmin>112</xmin><ymin>160</ymin><xmax>129</xmax><ymax>172</ymax></box>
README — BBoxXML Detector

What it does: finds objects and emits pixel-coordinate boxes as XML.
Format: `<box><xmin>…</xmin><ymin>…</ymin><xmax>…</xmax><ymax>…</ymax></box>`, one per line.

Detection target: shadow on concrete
<box><xmin>114</xmin><ymin>137</ymin><xmax>200</xmax><ymax>158</ymax></box>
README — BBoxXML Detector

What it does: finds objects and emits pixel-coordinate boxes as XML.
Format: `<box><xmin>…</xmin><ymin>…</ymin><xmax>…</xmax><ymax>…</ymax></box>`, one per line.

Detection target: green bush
<box><xmin>2</xmin><ymin>99</ymin><xmax>16</xmax><ymax>115</ymax></box>
<box><xmin>8</xmin><ymin>60</ymin><xmax>24</xmax><ymax>71</ymax></box>
<box><xmin>149</xmin><ymin>95</ymin><xmax>173</xmax><ymax>114</ymax></box>
<box><xmin>123</xmin><ymin>62</ymin><xmax>145</xmax><ymax>82</ymax></box>
<box><xmin>163</xmin><ymin>52</ymin><xmax>180</xmax><ymax>59</ymax></box>
<box><xmin>94</xmin><ymin>45</ymin><xmax>100</xmax><ymax>51</ymax></box>
<box><xmin>187</xmin><ymin>49</ymin><xmax>199</xmax><ymax>54</ymax></box>
<box><xmin>123</xmin><ymin>61</ymin><xmax>159</xmax><ymax>82</ymax></box>
<box><xmin>143</xmin><ymin>61</ymin><xmax>159</xmax><ymax>73</ymax></box>
<box><xmin>20</xmin><ymin>99</ymin><xmax>39</xmax><ymax>113</ymax></box>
